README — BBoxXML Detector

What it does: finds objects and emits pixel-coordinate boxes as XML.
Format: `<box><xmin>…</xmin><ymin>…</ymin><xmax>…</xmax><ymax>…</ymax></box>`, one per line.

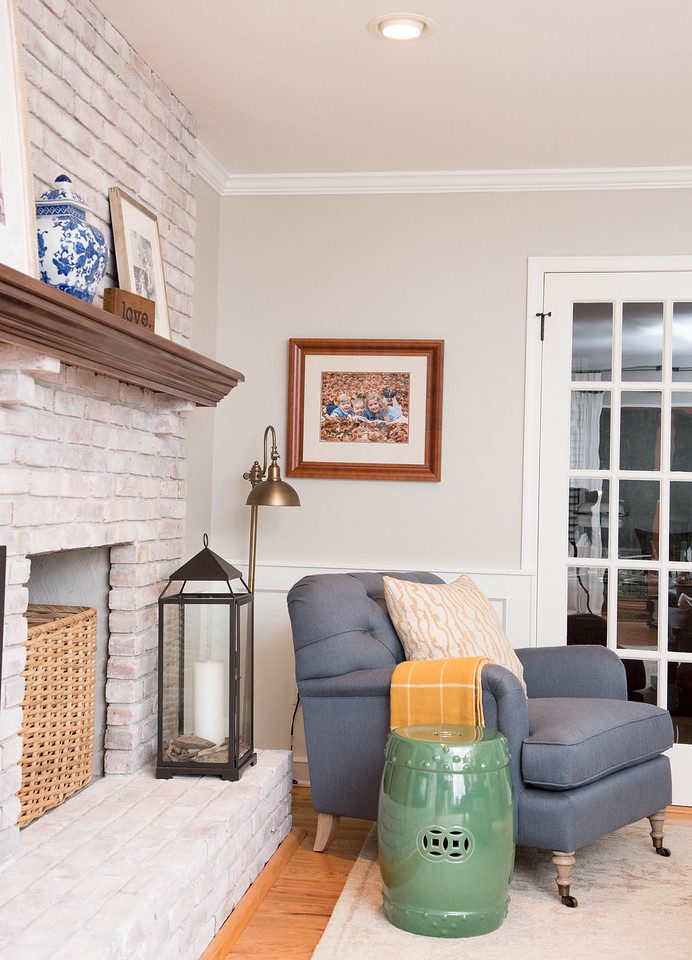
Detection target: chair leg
<box><xmin>551</xmin><ymin>850</ymin><xmax>578</xmax><ymax>907</ymax></box>
<box><xmin>647</xmin><ymin>809</ymin><xmax>671</xmax><ymax>857</ymax></box>
<box><xmin>314</xmin><ymin>813</ymin><xmax>340</xmax><ymax>852</ymax></box>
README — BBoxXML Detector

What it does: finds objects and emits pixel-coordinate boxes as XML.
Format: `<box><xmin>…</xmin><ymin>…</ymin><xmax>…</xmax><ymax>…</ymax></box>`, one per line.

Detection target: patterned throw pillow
<box><xmin>383</xmin><ymin>574</ymin><xmax>526</xmax><ymax>691</ymax></box>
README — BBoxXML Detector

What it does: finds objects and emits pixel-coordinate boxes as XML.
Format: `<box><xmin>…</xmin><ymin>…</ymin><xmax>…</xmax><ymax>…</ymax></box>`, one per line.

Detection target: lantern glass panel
<box><xmin>161</xmin><ymin>599</ymin><xmax>231</xmax><ymax>766</ymax></box>
<box><xmin>237</xmin><ymin>601</ymin><xmax>253</xmax><ymax>761</ymax></box>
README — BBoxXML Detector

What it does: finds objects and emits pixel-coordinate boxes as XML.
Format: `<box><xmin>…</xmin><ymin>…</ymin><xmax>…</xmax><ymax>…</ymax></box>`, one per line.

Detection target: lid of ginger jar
<box><xmin>36</xmin><ymin>174</ymin><xmax>90</xmax><ymax>220</ymax></box>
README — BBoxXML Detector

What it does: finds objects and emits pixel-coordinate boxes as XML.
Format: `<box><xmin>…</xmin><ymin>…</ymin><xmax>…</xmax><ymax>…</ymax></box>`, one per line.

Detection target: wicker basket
<box><xmin>19</xmin><ymin>604</ymin><xmax>97</xmax><ymax>828</ymax></box>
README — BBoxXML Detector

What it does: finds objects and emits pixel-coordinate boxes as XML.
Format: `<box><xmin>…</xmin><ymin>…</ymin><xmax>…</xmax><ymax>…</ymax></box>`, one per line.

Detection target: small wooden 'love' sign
<box><xmin>103</xmin><ymin>287</ymin><xmax>155</xmax><ymax>334</ymax></box>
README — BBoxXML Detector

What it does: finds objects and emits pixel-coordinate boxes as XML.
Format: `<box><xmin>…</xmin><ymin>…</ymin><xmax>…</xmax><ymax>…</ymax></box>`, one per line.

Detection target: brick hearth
<box><xmin>0</xmin><ymin>751</ymin><xmax>292</xmax><ymax>960</ymax></box>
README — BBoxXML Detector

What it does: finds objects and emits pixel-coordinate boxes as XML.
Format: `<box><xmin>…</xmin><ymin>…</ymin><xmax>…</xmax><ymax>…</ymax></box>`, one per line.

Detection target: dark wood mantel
<box><xmin>0</xmin><ymin>263</ymin><xmax>243</xmax><ymax>406</ymax></box>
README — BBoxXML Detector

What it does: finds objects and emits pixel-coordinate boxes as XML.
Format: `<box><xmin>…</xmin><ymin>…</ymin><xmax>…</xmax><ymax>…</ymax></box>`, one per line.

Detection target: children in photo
<box><xmin>351</xmin><ymin>396</ymin><xmax>366</xmax><ymax>419</ymax></box>
<box><xmin>383</xmin><ymin>388</ymin><xmax>405</xmax><ymax>423</ymax></box>
<box><xmin>363</xmin><ymin>392</ymin><xmax>388</xmax><ymax>421</ymax></box>
<box><xmin>319</xmin><ymin>371</ymin><xmax>410</xmax><ymax>443</ymax></box>
<box><xmin>330</xmin><ymin>393</ymin><xmax>353</xmax><ymax>418</ymax></box>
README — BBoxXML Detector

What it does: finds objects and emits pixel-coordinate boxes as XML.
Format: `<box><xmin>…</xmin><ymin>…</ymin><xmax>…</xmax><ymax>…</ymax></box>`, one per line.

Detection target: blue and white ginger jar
<box><xmin>36</xmin><ymin>174</ymin><xmax>108</xmax><ymax>304</ymax></box>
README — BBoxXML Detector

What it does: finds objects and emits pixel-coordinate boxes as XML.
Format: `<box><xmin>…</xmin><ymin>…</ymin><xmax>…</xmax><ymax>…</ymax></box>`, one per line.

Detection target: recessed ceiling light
<box><xmin>369</xmin><ymin>13</ymin><xmax>436</xmax><ymax>41</ymax></box>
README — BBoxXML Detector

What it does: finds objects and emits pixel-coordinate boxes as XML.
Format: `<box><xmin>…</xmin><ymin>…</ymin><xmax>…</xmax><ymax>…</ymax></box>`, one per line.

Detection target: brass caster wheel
<box><xmin>655</xmin><ymin>846</ymin><xmax>671</xmax><ymax>857</ymax></box>
<box><xmin>560</xmin><ymin>895</ymin><xmax>578</xmax><ymax>908</ymax></box>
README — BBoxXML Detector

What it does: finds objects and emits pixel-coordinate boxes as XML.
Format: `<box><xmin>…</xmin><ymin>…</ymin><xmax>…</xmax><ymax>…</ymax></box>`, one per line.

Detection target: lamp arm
<box><xmin>262</xmin><ymin>424</ymin><xmax>279</xmax><ymax>476</ymax></box>
<box><xmin>244</xmin><ymin>426</ymin><xmax>278</xmax><ymax>593</ymax></box>
<box><xmin>244</xmin><ymin>425</ymin><xmax>279</xmax><ymax>488</ymax></box>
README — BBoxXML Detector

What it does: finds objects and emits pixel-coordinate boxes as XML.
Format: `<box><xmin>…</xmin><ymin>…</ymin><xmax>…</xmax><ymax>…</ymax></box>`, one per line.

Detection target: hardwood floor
<box><xmin>666</xmin><ymin>804</ymin><xmax>692</xmax><ymax>823</ymax></box>
<box><xmin>204</xmin><ymin>787</ymin><xmax>371</xmax><ymax>960</ymax></box>
<box><xmin>204</xmin><ymin>788</ymin><xmax>691</xmax><ymax>960</ymax></box>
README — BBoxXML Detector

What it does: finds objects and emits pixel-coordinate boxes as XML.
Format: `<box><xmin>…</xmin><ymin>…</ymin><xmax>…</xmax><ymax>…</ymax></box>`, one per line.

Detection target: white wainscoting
<box><xmin>242</xmin><ymin>561</ymin><xmax>535</xmax><ymax>784</ymax></box>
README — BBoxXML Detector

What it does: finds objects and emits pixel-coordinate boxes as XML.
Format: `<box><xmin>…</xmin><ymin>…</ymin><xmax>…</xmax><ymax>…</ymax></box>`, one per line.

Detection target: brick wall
<box><xmin>0</xmin><ymin>0</ymin><xmax>201</xmax><ymax>864</ymax></box>
<box><xmin>17</xmin><ymin>0</ymin><xmax>197</xmax><ymax>344</ymax></box>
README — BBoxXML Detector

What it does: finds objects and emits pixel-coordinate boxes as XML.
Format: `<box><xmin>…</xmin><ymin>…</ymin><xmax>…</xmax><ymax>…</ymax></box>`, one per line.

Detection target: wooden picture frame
<box><xmin>0</xmin><ymin>0</ymin><xmax>38</xmax><ymax>277</ymax></box>
<box><xmin>108</xmin><ymin>187</ymin><xmax>171</xmax><ymax>339</ymax></box>
<box><xmin>287</xmin><ymin>338</ymin><xmax>444</xmax><ymax>481</ymax></box>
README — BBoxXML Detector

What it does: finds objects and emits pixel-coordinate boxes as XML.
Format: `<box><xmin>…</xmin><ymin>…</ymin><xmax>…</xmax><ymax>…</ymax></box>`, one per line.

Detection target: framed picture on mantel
<box><xmin>287</xmin><ymin>338</ymin><xmax>444</xmax><ymax>481</ymax></box>
<box><xmin>108</xmin><ymin>187</ymin><xmax>171</xmax><ymax>340</ymax></box>
<box><xmin>0</xmin><ymin>0</ymin><xmax>37</xmax><ymax>277</ymax></box>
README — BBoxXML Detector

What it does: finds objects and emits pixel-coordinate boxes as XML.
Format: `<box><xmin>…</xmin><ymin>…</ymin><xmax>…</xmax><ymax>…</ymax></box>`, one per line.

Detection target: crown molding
<box><xmin>196</xmin><ymin>142</ymin><xmax>231</xmax><ymax>193</ymax></box>
<box><xmin>195</xmin><ymin>148</ymin><xmax>692</xmax><ymax>197</ymax></box>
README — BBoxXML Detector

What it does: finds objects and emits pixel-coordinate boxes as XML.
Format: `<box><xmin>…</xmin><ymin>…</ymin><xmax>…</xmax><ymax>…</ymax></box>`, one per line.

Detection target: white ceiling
<box><xmin>95</xmin><ymin>0</ymin><xmax>692</xmax><ymax>176</ymax></box>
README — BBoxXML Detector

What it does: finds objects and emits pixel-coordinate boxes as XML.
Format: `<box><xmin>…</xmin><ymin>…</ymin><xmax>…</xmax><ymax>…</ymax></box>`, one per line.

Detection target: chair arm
<box><xmin>298</xmin><ymin>661</ymin><xmax>529</xmax><ymax>819</ymax></box>
<box><xmin>516</xmin><ymin>645</ymin><xmax>627</xmax><ymax>700</ymax></box>
<box><xmin>481</xmin><ymin>664</ymin><xmax>529</xmax><ymax>801</ymax></box>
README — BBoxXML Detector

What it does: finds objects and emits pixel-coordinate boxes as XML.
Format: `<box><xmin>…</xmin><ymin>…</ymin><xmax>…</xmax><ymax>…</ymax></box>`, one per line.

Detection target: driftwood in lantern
<box><xmin>19</xmin><ymin>605</ymin><xmax>97</xmax><ymax>827</ymax></box>
<box><xmin>162</xmin><ymin>734</ymin><xmax>230</xmax><ymax>764</ymax></box>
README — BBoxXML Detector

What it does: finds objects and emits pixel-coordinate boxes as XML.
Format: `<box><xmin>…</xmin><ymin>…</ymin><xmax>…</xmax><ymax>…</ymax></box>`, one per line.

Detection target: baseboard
<box><xmin>292</xmin><ymin>757</ymin><xmax>310</xmax><ymax>786</ymax></box>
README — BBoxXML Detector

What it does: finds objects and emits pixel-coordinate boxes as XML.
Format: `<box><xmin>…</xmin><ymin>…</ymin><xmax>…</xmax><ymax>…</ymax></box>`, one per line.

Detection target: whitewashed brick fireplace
<box><xmin>0</xmin><ymin>342</ymin><xmax>185</xmax><ymax>860</ymax></box>
<box><xmin>0</xmin><ymin>0</ymin><xmax>212</xmax><ymax>864</ymax></box>
<box><xmin>0</xmin><ymin>271</ymin><xmax>296</xmax><ymax>960</ymax></box>
<box><xmin>0</xmin><ymin>231</ymin><xmax>246</xmax><ymax>872</ymax></box>
<box><xmin>0</xmin><ymin>4</ymin><xmax>293</xmax><ymax>955</ymax></box>
<box><xmin>0</xmin><ymin>322</ymin><xmax>293</xmax><ymax>960</ymax></box>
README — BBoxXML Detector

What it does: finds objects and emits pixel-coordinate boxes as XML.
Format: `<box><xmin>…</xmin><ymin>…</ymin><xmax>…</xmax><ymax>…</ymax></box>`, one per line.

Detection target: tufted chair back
<box><xmin>287</xmin><ymin>571</ymin><xmax>444</xmax><ymax>681</ymax></box>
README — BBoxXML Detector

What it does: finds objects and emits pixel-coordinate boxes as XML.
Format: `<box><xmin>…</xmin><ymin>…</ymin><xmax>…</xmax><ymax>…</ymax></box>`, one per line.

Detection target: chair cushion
<box><xmin>383</xmin><ymin>574</ymin><xmax>526</xmax><ymax>690</ymax></box>
<box><xmin>522</xmin><ymin>698</ymin><xmax>674</xmax><ymax>790</ymax></box>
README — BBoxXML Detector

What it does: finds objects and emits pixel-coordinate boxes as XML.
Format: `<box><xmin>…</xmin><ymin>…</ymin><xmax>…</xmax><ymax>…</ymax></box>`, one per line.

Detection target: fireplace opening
<box><xmin>27</xmin><ymin>547</ymin><xmax>110</xmax><ymax>785</ymax></box>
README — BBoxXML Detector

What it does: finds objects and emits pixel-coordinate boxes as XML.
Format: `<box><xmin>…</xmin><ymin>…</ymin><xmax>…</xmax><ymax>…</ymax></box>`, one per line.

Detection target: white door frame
<box><xmin>522</xmin><ymin>256</ymin><xmax>692</xmax><ymax>645</ymax></box>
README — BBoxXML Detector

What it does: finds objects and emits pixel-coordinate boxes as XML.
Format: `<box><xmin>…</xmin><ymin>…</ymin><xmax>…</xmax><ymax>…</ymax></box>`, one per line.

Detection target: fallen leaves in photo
<box><xmin>320</xmin><ymin>370</ymin><xmax>410</xmax><ymax>444</ymax></box>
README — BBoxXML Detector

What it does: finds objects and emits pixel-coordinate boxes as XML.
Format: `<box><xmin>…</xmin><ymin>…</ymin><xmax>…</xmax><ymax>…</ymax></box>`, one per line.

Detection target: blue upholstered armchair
<box><xmin>287</xmin><ymin>571</ymin><xmax>674</xmax><ymax>906</ymax></box>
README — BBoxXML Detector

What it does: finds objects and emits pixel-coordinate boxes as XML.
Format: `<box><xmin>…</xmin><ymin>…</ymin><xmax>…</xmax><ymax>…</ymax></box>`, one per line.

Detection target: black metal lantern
<box><xmin>156</xmin><ymin>535</ymin><xmax>256</xmax><ymax>781</ymax></box>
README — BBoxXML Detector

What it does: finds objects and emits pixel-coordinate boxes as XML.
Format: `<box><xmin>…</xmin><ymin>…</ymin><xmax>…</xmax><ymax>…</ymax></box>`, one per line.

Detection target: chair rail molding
<box><xmin>233</xmin><ymin>559</ymin><xmax>535</xmax><ymax>649</ymax></box>
<box><xmin>243</xmin><ymin>560</ymin><xmax>535</xmax><ymax>786</ymax></box>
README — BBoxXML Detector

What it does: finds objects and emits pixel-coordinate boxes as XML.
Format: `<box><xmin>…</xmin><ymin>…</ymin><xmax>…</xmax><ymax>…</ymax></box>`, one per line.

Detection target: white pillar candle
<box><xmin>193</xmin><ymin>660</ymin><xmax>226</xmax><ymax>745</ymax></box>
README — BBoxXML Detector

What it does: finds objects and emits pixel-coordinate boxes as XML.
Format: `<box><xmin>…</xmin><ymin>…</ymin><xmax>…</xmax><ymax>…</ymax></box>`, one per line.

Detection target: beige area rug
<box><xmin>312</xmin><ymin>822</ymin><xmax>692</xmax><ymax>960</ymax></box>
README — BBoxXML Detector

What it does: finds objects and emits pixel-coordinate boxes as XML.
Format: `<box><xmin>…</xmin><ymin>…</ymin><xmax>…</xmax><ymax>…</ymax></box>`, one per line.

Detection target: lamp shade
<box><xmin>246</xmin><ymin>476</ymin><xmax>300</xmax><ymax>507</ymax></box>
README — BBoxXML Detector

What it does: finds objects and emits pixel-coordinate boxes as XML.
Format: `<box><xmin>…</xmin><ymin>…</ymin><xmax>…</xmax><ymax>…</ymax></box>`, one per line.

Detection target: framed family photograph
<box><xmin>108</xmin><ymin>187</ymin><xmax>171</xmax><ymax>339</ymax></box>
<box><xmin>287</xmin><ymin>338</ymin><xmax>444</xmax><ymax>481</ymax></box>
<box><xmin>0</xmin><ymin>0</ymin><xmax>37</xmax><ymax>277</ymax></box>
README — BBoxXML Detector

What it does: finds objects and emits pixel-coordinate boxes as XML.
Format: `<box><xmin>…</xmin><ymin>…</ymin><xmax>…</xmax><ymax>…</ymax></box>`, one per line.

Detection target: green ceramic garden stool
<box><xmin>378</xmin><ymin>724</ymin><xmax>514</xmax><ymax>938</ymax></box>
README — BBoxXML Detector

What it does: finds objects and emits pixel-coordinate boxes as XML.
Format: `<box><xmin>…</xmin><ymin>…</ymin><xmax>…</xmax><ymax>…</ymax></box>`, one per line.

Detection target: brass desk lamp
<box><xmin>243</xmin><ymin>425</ymin><xmax>300</xmax><ymax>592</ymax></box>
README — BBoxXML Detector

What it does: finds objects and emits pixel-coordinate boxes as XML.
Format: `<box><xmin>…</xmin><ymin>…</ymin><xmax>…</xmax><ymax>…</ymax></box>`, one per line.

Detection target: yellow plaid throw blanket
<box><xmin>390</xmin><ymin>657</ymin><xmax>490</xmax><ymax>730</ymax></box>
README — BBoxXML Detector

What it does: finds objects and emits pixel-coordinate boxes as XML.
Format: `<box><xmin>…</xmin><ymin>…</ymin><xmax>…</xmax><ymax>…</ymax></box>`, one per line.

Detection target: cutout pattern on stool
<box><xmin>417</xmin><ymin>825</ymin><xmax>475</xmax><ymax>863</ymax></box>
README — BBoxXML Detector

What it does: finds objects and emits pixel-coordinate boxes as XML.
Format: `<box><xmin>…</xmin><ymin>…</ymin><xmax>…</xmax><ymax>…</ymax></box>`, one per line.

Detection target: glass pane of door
<box><xmin>570</xmin><ymin>391</ymin><xmax>610</xmax><ymax>470</ymax></box>
<box><xmin>568</xmin><ymin>479</ymin><xmax>609</xmax><ymax>558</ymax></box>
<box><xmin>567</xmin><ymin>567</ymin><xmax>607</xmax><ymax>643</ymax></box>
<box><xmin>616</xmin><ymin>570</ymin><xmax>657</xmax><ymax>652</ymax></box>
<box><xmin>619</xmin><ymin>392</ymin><xmax>661</xmax><ymax>470</ymax></box>
<box><xmin>668</xmin><ymin>662</ymin><xmax>692</xmax><ymax>743</ymax></box>
<box><xmin>619</xmin><ymin>480</ymin><xmax>659</xmax><ymax>560</ymax></box>
<box><xmin>571</xmin><ymin>303</ymin><xmax>613</xmax><ymax>379</ymax></box>
<box><xmin>672</xmin><ymin>303</ymin><xmax>692</xmax><ymax>382</ymax></box>
<box><xmin>667</xmin><ymin>570</ymin><xmax>692</xmax><ymax>653</ymax></box>
<box><xmin>621</xmin><ymin>303</ymin><xmax>663</xmax><ymax>381</ymax></box>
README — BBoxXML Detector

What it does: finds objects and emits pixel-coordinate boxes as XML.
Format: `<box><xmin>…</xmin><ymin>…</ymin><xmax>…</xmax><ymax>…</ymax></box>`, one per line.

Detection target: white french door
<box><xmin>534</xmin><ymin>266</ymin><xmax>692</xmax><ymax>804</ymax></box>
